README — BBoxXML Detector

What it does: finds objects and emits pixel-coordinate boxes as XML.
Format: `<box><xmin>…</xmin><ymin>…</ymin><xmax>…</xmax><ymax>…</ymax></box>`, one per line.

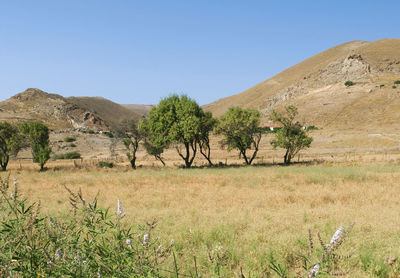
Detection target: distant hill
<box><xmin>204</xmin><ymin>39</ymin><xmax>400</xmax><ymax>132</ymax></box>
<box><xmin>122</xmin><ymin>104</ymin><xmax>153</xmax><ymax>117</ymax></box>
<box><xmin>67</xmin><ymin>97</ymin><xmax>141</xmax><ymax>128</ymax></box>
<box><xmin>0</xmin><ymin>88</ymin><xmax>141</xmax><ymax>131</ymax></box>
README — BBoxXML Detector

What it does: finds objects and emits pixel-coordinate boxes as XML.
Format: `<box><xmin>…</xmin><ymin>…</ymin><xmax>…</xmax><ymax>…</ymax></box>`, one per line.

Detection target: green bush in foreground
<box><xmin>0</xmin><ymin>176</ymin><xmax>174</xmax><ymax>277</ymax></box>
<box><xmin>53</xmin><ymin>151</ymin><xmax>81</xmax><ymax>160</ymax></box>
<box><xmin>344</xmin><ymin>80</ymin><xmax>355</xmax><ymax>87</ymax></box>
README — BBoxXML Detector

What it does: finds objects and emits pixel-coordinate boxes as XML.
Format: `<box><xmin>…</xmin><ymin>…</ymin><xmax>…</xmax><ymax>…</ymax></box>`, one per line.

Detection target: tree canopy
<box><xmin>0</xmin><ymin>122</ymin><xmax>23</xmax><ymax>171</ymax></box>
<box><xmin>144</xmin><ymin>95</ymin><xmax>206</xmax><ymax>168</ymax></box>
<box><xmin>19</xmin><ymin>122</ymin><xmax>52</xmax><ymax>171</ymax></box>
<box><xmin>214</xmin><ymin>107</ymin><xmax>262</xmax><ymax>165</ymax></box>
<box><xmin>270</xmin><ymin>105</ymin><xmax>313</xmax><ymax>164</ymax></box>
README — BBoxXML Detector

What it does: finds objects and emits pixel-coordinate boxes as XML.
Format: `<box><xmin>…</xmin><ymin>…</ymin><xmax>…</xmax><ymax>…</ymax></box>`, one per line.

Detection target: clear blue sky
<box><xmin>0</xmin><ymin>0</ymin><xmax>398</xmax><ymax>105</ymax></box>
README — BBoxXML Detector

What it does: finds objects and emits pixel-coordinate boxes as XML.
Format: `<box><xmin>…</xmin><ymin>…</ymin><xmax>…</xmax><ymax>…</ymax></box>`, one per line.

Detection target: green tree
<box><xmin>145</xmin><ymin>95</ymin><xmax>205</xmax><ymax>168</ymax></box>
<box><xmin>214</xmin><ymin>107</ymin><xmax>262</xmax><ymax>165</ymax></box>
<box><xmin>270</xmin><ymin>105</ymin><xmax>313</xmax><ymax>164</ymax></box>
<box><xmin>118</xmin><ymin>119</ymin><xmax>145</xmax><ymax>169</ymax></box>
<box><xmin>197</xmin><ymin>112</ymin><xmax>217</xmax><ymax>166</ymax></box>
<box><xmin>138</xmin><ymin>118</ymin><xmax>166</xmax><ymax>167</ymax></box>
<box><xmin>0</xmin><ymin>122</ymin><xmax>23</xmax><ymax>171</ymax></box>
<box><xmin>19</xmin><ymin>122</ymin><xmax>52</xmax><ymax>171</ymax></box>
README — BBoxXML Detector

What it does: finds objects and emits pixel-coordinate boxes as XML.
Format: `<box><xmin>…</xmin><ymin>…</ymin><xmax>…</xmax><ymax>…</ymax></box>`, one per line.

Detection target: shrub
<box><xmin>52</xmin><ymin>151</ymin><xmax>81</xmax><ymax>160</ymax></box>
<box><xmin>88</xmin><ymin>129</ymin><xmax>95</xmax><ymax>134</ymax></box>
<box><xmin>64</xmin><ymin>137</ymin><xmax>76</xmax><ymax>142</ymax></box>
<box><xmin>394</xmin><ymin>80</ymin><xmax>400</xmax><ymax>85</ymax></box>
<box><xmin>104</xmin><ymin>131</ymin><xmax>114</xmax><ymax>138</ymax></box>
<box><xmin>69</xmin><ymin>143</ymin><xmax>77</xmax><ymax>147</ymax></box>
<box><xmin>97</xmin><ymin>161</ymin><xmax>114</xmax><ymax>168</ymax></box>
<box><xmin>0</xmin><ymin>176</ymin><xmax>173</xmax><ymax>277</ymax></box>
<box><xmin>393</xmin><ymin>86</ymin><xmax>397</xmax><ymax>89</ymax></box>
<box><xmin>344</xmin><ymin>81</ymin><xmax>355</xmax><ymax>87</ymax></box>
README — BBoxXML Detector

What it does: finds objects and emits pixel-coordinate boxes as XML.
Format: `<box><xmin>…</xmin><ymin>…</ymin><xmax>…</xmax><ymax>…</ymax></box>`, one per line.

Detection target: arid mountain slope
<box><xmin>0</xmin><ymin>89</ymin><xmax>140</xmax><ymax>130</ymax></box>
<box><xmin>67</xmin><ymin>97</ymin><xmax>141</xmax><ymax>128</ymax></box>
<box><xmin>122</xmin><ymin>104</ymin><xmax>152</xmax><ymax>117</ymax></box>
<box><xmin>204</xmin><ymin>39</ymin><xmax>400</xmax><ymax>132</ymax></box>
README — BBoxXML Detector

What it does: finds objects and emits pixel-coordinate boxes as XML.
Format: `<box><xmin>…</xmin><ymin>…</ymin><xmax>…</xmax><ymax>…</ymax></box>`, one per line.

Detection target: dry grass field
<box><xmin>4</xmin><ymin>160</ymin><xmax>400</xmax><ymax>277</ymax></box>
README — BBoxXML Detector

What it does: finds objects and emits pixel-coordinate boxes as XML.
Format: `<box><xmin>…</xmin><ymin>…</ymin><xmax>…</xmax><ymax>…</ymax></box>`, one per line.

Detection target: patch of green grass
<box><xmin>63</xmin><ymin>137</ymin><xmax>76</xmax><ymax>142</ymax></box>
<box><xmin>52</xmin><ymin>151</ymin><xmax>81</xmax><ymax>159</ymax></box>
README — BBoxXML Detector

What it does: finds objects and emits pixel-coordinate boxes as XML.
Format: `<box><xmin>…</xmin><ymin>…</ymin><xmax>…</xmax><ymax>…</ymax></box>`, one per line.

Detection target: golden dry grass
<box><xmin>4</xmin><ymin>162</ymin><xmax>400</xmax><ymax>276</ymax></box>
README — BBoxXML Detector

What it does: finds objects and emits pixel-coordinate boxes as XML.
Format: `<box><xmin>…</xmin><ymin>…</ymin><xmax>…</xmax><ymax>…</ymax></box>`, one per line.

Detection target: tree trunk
<box><xmin>199</xmin><ymin>142</ymin><xmax>213</xmax><ymax>166</ymax></box>
<box><xmin>130</xmin><ymin>157</ymin><xmax>136</xmax><ymax>169</ymax></box>
<box><xmin>155</xmin><ymin>155</ymin><xmax>165</xmax><ymax>166</ymax></box>
<box><xmin>284</xmin><ymin>149</ymin><xmax>291</xmax><ymax>165</ymax></box>
<box><xmin>1</xmin><ymin>164</ymin><xmax>6</xmax><ymax>171</ymax></box>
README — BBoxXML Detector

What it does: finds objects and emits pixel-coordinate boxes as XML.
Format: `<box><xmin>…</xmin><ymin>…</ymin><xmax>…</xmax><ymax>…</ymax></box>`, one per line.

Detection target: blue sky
<box><xmin>0</xmin><ymin>0</ymin><xmax>398</xmax><ymax>105</ymax></box>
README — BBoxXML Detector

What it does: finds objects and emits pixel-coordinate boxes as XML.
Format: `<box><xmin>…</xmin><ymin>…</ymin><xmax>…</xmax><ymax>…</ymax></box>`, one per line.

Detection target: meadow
<box><xmin>3</xmin><ymin>161</ymin><xmax>400</xmax><ymax>277</ymax></box>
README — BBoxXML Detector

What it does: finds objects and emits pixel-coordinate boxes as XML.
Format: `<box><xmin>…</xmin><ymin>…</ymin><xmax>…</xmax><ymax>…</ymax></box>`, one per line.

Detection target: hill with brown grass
<box><xmin>0</xmin><ymin>88</ymin><xmax>141</xmax><ymax>131</ymax></box>
<box><xmin>204</xmin><ymin>39</ymin><xmax>400</xmax><ymax>134</ymax></box>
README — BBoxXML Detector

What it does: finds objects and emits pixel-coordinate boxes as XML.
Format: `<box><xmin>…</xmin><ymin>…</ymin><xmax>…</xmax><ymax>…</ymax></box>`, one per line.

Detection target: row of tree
<box><xmin>120</xmin><ymin>94</ymin><xmax>313</xmax><ymax>169</ymax></box>
<box><xmin>0</xmin><ymin>122</ymin><xmax>51</xmax><ymax>171</ymax></box>
<box><xmin>0</xmin><ymin>95</ymin><xmax>313</xmax><ymax>171</ymax></box>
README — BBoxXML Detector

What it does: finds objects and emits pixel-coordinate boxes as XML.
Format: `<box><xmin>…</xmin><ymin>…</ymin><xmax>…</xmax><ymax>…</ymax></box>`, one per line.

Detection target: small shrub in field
<box><xmin>97</xmin><ymin>161</ymin><xmax>114</xmax><ymax>168</ymax></box>
<box><xmin>52</xmin><ymin>151</ymin><xmax>81</xmax><ymax>160</ymax></box>
<box><xmin>345</xmin><ymin>81</ymin><xmax>355</xmax><ymax>87</ymax></box>
<box><xmin>104</xmin><ymin>131</ymin><xmax>114</xmax><ymax>138</ymax></box>
<box><xmin>393</xmin><ymin>86</ymin><xmax>397</xmax><ymax>89</ymax></box>
<box><xmin>69</xmin><ymin>143</ymin><xmax>77</xmax><ymax>147</ymax></box>
<box><xmin>88</xmin><ymin>129</ymin><xmax>95</xmax><ymax>134</ymax></box>
<box><xmin>394</xmin><ymin>80</ymin><xmax>400</xmax><ymax>85</ymax></box>
<box><xmin>63</xmin><ymin>137</ymin><xmax>76</xmax><ymax>142</ymax></box>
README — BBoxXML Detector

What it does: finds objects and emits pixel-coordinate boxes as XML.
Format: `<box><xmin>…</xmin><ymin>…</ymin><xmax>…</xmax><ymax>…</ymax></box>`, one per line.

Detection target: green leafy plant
<box><xmin>0</xmin><ymin>122</ymin><xmax>24</xmax><ymax>171</ymax></box>
<box><xmin>52</xmin><ymin>151</ymin><xmax>81</xmax><ymax>160</ymax></box>
<box><xmin>97</xmin><ymin>161</ymin><xmax>114</xmax><ymax>168</ymax></box>
<box><xmin>394</xmin><ymin>80</ymin><xmax>400</xmax><ymax>85</ymax></box>
<box><xmin>63</xmin><ymin>137</ymin><xmax>76</xmax><ymax>142</ymax></box>
<box><xmin>345</xmin><ymin>81</ymin><xmax>355</xmax><ymax>87</ymax></box>
<box><xmin>214</xmin><ymin>107</ymin><xmax>262</xmax><ymax>165</ymax></box>
<box><xmin>270</xmin><ymin>105</ymin><xmax>313</xmax><ymax>164</ymax></box>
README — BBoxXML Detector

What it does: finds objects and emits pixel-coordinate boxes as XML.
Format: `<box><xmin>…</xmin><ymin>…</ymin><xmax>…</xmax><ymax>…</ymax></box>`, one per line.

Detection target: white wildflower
<box><xmin>49</xmin><ymin>217</ymin><xmax>56</xmax><ymax>225</ymax></box>
<box><xmin>126</xmin><ymin>238</ymin><xmax>132</xmax><ymax>249</ymax></box>
<box><xmin>143</xmin><ymin>233</ymin><xmax>149</xmax><ymax>245</ymax></box>
<box><xmin>156</xmin><ymin>244</ymin><xmax>162</xmax><ymax>253</ymax></box>
<box><xmin>55</xmin><ymin>249</ymin><xmax>63</xmax><ymax>260</ymax></box>
<box><xmin>117</xmin><ymin>199</ymin><xmax>126</xmax><ymax>217</ymax></box>
<box><xmin>329</xmin><ymin>225</ymin><xmax>344</xmax><ymax>247</ymax></box>
<box><xmin>11</xmin><ymin>177</ymin><xmax>18</xmax><ymax>199</ymax></box>
<box><xmin>308</xmin><ymin>264</ymin><xmax>320</xmax><ymax>277</ymax></box>
<box><xmin>170</xmin><ymin>239</ymin><xmax>175</xmax><ymax>246</ymax></box>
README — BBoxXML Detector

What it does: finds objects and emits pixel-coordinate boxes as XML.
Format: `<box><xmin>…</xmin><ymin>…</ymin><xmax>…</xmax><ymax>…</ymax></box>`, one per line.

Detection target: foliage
<box><xmin>97</xmin><ymin>161</ymin><xmax>114</xmax><ymax>168</ymax></box>
<box><xmin>145</xmin><ymin>94</ymin><xmax>206</xmax><ymax>168</ymax></box>
<box><xmin>0</xmin><ymin>175</ymin><xmax>174</xmax><ymax>277</ymax></box>
<box><xmin>214</xmin><ymin>107</ymin><xmax>262</xmax><ymax>165</ymax></box>
<box><xmin>394</xmin><ymin>80</ymin><xmax>400</xmax><ymax>85</ymax></box>
<box><xmin>270</xmin><ymin>105</ymin><xmax>313</xmax><ymax>164</ymax></box>
<box><xmin>104</xmin><ymin>131</ymin><xmax>114</xmax><ymax>138</ymax></box>
<box><xmin>198</xmin><ymin>111</ymin><xmax>217</xmax><ymax>166</ymax></box>
<box><xmin>19</xmin><ymin>122</ymin><xmax>52</xmax><ymax>171</ymax></box>
<box><xmin>52</xmin><ymin>152</ymin><xmax>81</xmax><ymax>160</ymax></box>
<box><xmin>63</xmin><ymin>137</ymin><xmax>76</xmax><ymax>142</ymax></box>
<box><xmin>118</xmin><ymin>119</ymin><xmax>146</xmax><ymax>169</ymax></box>
<box><xmin>344</xmin><ymin>80</ymin><xmax>355</xmax><ymax>87</ymax></box>
<box><xmin>0</xmin><ymin>122</ymin><xmax>23</xmax><ymax>171</ymax></box>
<box><xmin>69</xmin><ymin>143</ymin><xmax>77</xmax><ymax>148</ymax></box>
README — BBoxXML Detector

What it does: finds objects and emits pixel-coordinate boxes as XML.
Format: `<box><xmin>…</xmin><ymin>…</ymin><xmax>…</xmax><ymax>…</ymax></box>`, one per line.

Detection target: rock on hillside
<box><xmin>0</xmin><ymin>88</ymin><xmax>139</xmax><ymax>131</ymax></box>
<box><xmin>204</xmin><ymin>39</ymin><xmax>400</xmax><ymax>132</ymax></box>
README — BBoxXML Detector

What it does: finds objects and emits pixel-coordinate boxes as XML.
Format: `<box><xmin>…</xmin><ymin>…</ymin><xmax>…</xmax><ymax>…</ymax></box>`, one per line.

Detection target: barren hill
<box><xmin>122</xmin><ymin>104</ymin><xmax>152</xmax><ymax>117</ymax></box>
<box><xmin>0</xmin><ymin>88</ymin><xmax>140</xmax><ymax>131</ymax></box>
<box><xmin>67</xmin><ymin>97</ymin><xmax>141</xmax><ymax>128</ymax></box>
<box><xmin>204</xmin><ymin>39</ymin><xmax>400</xmax><ymax>133</ymax></box>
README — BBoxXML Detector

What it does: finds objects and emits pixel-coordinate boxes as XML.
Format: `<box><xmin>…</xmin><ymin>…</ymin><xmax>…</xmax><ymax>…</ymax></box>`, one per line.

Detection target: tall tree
<box><xmin>117</xmin><ymin>119</ymin><xmax>146</xmax><ymax>169</ymax></box>
<box><xmin>197</xmin><ymin>112</ymin><xmax>217</xmax><ymax>166</ymax></box>
<box><xmin>145</xmin><ymin>94</ymin><xmax>205</xmax><ymax>168</ymax></box>
<box><xmin>138</xmin><ymin>118</ymin><xmax>166</xmax><ymax>167</ymax></box>
<box><xmin>19</xmin><ymin>122</ymin><xmax>52</xmax><ymax>171</ymax></box>
<box><xmin>215</xmin><ymin>107</ymin><xmax>262</xmax><ymax>165</ymax></box>
<box><xmin>0</xmin><ymin>122</ymin><xmax>23</xmax><ymax>171</ymax></box>
<box><xmin>270</xmin><ymin>105</ymin><xmax>313</xmax><ymax>164</ymax></box>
